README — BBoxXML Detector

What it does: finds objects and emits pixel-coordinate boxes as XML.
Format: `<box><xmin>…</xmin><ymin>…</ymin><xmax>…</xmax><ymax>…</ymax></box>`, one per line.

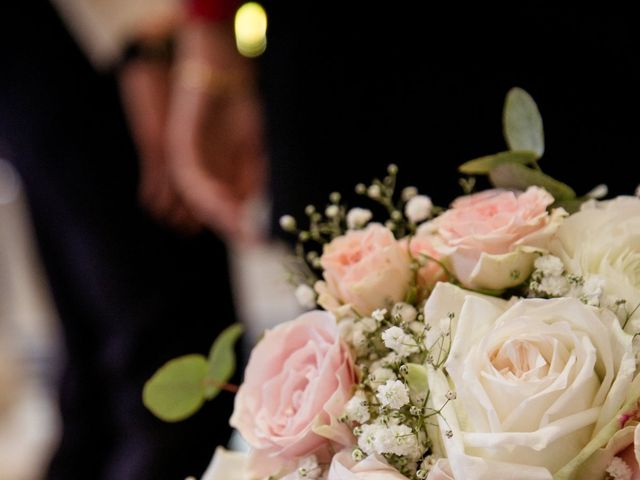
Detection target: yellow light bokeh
<box><xmin>234</xmin><ymin>2</ymin><xmax>267</xmax><ymax>58</ymax></box>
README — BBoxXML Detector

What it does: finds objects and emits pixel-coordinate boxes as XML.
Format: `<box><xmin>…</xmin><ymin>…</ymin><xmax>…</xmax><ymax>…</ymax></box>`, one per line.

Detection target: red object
<box><xmin>187</xmin><ymin>0</ymin><xmax>239</xmax><ymax>22</ymax></box>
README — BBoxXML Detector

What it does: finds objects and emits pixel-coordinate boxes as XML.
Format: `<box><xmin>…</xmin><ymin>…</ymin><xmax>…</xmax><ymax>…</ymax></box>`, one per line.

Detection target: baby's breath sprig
<box><xmin>280</xmin><ymin>165</ymin><xmax>442</xmax><ymax>308</ymax></box>
<box><xmin>337</xmin><ymin>299</ymin><xmax>460</xmax><ymax>479</ymax></box>
<box><xmin>280</xmin><ymin>191</ymin><xmax>350</xmax><ymax>289</ymax></box>
<box><xmin>355</xmin><ymin>164</ymin><xmax>414</xmax><ymax>237</ymax></box>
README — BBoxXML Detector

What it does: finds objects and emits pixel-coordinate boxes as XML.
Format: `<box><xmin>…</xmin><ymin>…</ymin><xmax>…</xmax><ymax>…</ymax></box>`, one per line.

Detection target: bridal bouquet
<box><xmin>144</xmin><ymin>88</ymin><xmax>640</xmax><ymax>480</ymax></box>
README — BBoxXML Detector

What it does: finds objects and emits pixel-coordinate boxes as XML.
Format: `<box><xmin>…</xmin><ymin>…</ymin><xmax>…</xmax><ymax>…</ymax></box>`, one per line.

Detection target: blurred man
<box><xmin>0</xmin><ymin>1</ymin><xmax>263</xmax><ymax>478</ymax></box>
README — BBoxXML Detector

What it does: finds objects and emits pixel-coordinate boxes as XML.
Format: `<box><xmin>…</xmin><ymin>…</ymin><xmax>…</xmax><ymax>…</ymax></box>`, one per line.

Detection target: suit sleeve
<box><xmin>51</xmin><ymin>0</ymin><xmax>238</xmax><ymax>70</ymax></box>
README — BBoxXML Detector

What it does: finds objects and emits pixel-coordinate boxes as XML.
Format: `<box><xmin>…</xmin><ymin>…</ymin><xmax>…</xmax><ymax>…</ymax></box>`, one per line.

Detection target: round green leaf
<box><xmin>503</xmin><ymin>87</ymin><xmax>545</xmax><ymax>156</ymax></box>
<box><xmin>205</xmin><ymin>323</ymin><xmax>244</xmax><ymax>400</ymax></box>
<box><xmin>143</xmin><ymin>354</ymin><xmax>208</xmax><ymax>422</ymax></box>
<box><xmin>489</xmin><ymin>163</ymin><xmax>576</xmax><ymax>201</ymax></box>
<box><xmin>458</xmin><ymin>150</ymin><xmax>539</xmax><ymax>175</ymax></box>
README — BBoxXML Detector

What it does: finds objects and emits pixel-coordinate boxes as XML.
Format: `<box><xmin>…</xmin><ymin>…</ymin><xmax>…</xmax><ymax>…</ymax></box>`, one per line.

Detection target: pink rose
<box><xmin>328</xmin><ymin>449</ymin><xmax>409</xmax><ymax>479</ymax></box>
<box><xmin>230</xmin><ymin>311</ymin><xmax>356</xmax><ymax>478</ymax></box>
<box><xmin>576</xmin><ymin>422</ymin><xmax>640</xmax><ymax>479</ymax></box>
<box><xmin>318</xmin><ymin>224</ymin><xmax>412</xmax><ymax>316</ymax></box>
<box><xmin>435</xmin><ymin>187</ymin><xmax>564</xmax><ymax>290</ymax></box>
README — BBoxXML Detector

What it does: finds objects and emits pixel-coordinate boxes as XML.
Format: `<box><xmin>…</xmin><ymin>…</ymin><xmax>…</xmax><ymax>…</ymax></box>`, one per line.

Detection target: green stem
<box><xmin>203</xmin><ymin>379</ymin><xmax>239</xmax><ymax>393</ymax></box>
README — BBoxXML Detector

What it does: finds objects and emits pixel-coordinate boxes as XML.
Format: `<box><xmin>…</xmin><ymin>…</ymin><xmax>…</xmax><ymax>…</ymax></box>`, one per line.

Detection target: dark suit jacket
<box><xmin>0</xmin><ymin>3</ymin><xmax>235</xmax><ymax>479</ymax></box>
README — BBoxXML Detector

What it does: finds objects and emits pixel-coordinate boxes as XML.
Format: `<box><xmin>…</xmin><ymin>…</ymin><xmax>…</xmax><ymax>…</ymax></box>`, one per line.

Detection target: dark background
<box><xmin>262</xmin><ymin>4</ymin><xmax>638</xmax><ymax>225</ymax></box>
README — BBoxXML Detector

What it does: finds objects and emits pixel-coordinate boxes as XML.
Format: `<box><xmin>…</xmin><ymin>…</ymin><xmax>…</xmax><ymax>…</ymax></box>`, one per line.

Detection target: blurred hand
<box><xmin>118</xmin><ymin>59</ymin><xmax>202</xmax><ymax>233</ymax></box>
<box><xmin>167</xmin><ymin>21</ymin><xmax>266</xmax><ymax>241</ymax></box>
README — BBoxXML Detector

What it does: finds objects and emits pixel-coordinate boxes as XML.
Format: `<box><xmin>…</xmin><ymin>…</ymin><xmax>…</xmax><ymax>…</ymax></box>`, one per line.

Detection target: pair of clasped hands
<box><xmin>119</xmin><ymin>18</ymin><xmax>265</xmax><ymax>242</ymax></box>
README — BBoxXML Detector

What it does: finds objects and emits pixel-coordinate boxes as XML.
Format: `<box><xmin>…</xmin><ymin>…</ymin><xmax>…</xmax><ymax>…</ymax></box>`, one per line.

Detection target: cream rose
<box><xmin>230</xmin><ymin>311</ymin><xmax>356</xmax><ymax>478</ymax></box>
<box><xmin>550</xmin><ymin>196</ymin><xmax>640</xmax><ymax>332</ymax></box>
<box><xmin>425</xmin><ymin>282</ymin><xmax>638</xmax><ymax>480</ymax></box>
<box><xmin>434</xmin><ymin>187</ymin><xmax>565</xmax><ymax>290</ymax></box>
<box><xmin>318</xmin><ymin>224</ymin><xmax>412</xmax><ymax>316</ymax></box>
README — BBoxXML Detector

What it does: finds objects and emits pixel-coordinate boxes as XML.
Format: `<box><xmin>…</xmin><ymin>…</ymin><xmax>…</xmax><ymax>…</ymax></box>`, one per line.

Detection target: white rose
<box><xmin>550</xmin><ymin>196</ymin><xmax>640</xmax><ymax>332</ymax></box>
<box><xmin>425</xmin><ymin>283</ymin><xmax>638</xmax><ymax>480</ymax></box>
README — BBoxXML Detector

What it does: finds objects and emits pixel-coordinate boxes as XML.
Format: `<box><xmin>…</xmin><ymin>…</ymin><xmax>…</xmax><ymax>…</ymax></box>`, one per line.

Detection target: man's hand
<box><xmin>119</xmin><ymin>59</ymin><xmax>202</xmax><ymax>233</ymax></box>
<box><xmin>167</xmin><ymin>21</ymin><xmax>266</xmax><ymax>241</ymax></box>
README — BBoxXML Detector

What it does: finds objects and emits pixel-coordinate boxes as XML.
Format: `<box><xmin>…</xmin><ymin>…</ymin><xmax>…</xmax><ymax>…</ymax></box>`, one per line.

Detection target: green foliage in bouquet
<box><xmin>143</xmin><ymin>323</ymin><xmax>243</xmax><ymax>422</ymax></box>
<box><xmin>459</xmin><ymin>87</ymin><xmax>576</xmax><ymax>203</ymax></box>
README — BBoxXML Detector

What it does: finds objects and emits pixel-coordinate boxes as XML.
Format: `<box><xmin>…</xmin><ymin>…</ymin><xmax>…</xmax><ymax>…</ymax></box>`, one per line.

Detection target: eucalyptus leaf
<box><xmin>205</xmin><ymin>323</ymin><xmax>244</xmax><ymax>400</ymax></box>
<box><xmin>503</xmin><ymin>87</ymin><xmax>545</xmax><ymax>156</ymax></box>
<box><xmin>143</xmin><ymin>354</ymin><xmax>208</xmax><ymax>422</ymax></box>
<box><xmin>458</xmin><ymin>150</ymin><xmax>539</xmax><ymax>175</ymax></box>
<box><xmin>489</xmin><ymin>163</ymin><xmax>576</xmax><ymax>201</ymax></box>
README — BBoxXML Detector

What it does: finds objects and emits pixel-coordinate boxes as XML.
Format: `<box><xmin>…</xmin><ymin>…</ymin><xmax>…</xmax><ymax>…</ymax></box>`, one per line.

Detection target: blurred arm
<box><xmin>51</xmin><ymin>0</ymin><xmax>182</xmax><ymax>69</ymax></box>
<box><xmin>166</xmin><ymin>0</ymin><xmax>266</xmax><ymax>241</ymax></box>
<box><xmin>53</xmin><ymin>0</ymin><xmax>265</xmax><ymax>239</ymax></box>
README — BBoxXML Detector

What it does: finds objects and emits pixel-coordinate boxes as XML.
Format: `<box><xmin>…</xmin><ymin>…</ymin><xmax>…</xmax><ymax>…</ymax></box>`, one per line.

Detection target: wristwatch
<box><xmin>118</xmin><ymin>35</ymin><xmax>174</xmax><ymax>69</ymax></box>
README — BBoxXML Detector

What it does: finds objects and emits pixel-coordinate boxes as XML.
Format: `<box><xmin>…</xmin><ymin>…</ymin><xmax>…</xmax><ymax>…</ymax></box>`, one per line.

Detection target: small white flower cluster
<box><xmin>337</xmin><ymin>301</ymin><xmax>452</xmax><ymax>477</ymax></box>
<box><xmin>357</xmin><ymin>422</ymin><xmax>419</xmax><ymax>458</ymax></box>
<box><xmin>372</xmin><ymin>308</ymin><xmax>388</xmax><ymax>322</ymax></box>
<box><xmin>586</xmin><ymin>184</ymin><xmax>608</xmax><ymax>199</ymax></box>
<box><xmin>404</xmin><ymin>195</ymin><xmax>433</xmax><ymax>224</ymax></box>
<box><xmin>392</xmin><ymin>302</ymin><xmax>418</xmax><ymax>324</ymax></box>
<box><xmin>528</xmin><ymin>256</ymin><xmax>638</xmax><ymax>327</ymax></box>
<box><xmin>344</xmin><ymin>391</ymin><xmax>370</xmax><ymax>424</ymax></box>
<box><xmin>529</xmin><ymin>255</ymin><xmax>570</xmax><ymax>297</ymax></box>
<box><xmin>368</xmin><ymin>365</ymin><xmax>397</xmax><ymax>387</ymax></box>
<box><xmin>338</xmin><ymin>315</ymin><xmax>379</xmax><ymax>356</ymax></box>
<box><xmin>529</xmin><ymin>255</ymin><xmax>606</xmax><ymax>305</ymax></box>
<box><xmin>295</xmin><ymin>455</ymin><xmax>323</xmax><ymax>479</ymax></box>
<box><xmin>382</xmin><ymin>326</ymin><xmax>420</xmax><ymax>357</ymax></box>
<box><xmin>346</xmin><ymin>207</ymin><xmax>373</xmax><ymax>230</ymax></box>
<box><xmin>376</xmin><ymin>379</ymin><xmax>410</xmax><ymax>409</ymax></box>
<box><xmin>295</xmin><ymin>284</ymin><xmax>317</xmax><ymax>309</ymax></box>
<box><xmin>606</xmin><ymin>456</ymin><xmax>632</xmax><ymax>480</ymax></box>
<box><xmin>579</xmin><ymin>275</ymin><xmax>606</xmax><ymax>307</ymax></box>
